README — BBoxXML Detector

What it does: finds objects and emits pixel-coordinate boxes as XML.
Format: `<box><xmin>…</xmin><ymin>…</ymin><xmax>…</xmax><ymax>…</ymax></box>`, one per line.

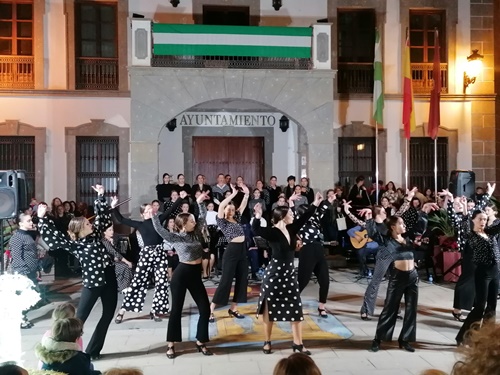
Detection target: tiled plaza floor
<box><xmin>20</xmin><ymin>268</ymin><xmax>464</xmax><ymax>375</ymax></box>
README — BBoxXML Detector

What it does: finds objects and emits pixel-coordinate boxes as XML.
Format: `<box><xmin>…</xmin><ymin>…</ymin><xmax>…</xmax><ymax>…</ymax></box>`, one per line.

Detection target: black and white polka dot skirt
<box><xmin>257</xmin><ymin>258</ymin><xmax>304</xmax><ymax>322</ymax></box>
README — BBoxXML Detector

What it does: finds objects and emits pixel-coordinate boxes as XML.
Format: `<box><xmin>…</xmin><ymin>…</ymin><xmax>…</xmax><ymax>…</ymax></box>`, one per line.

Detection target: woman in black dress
<box><xmin>102</xmin><ymin>225</ymin><xmax>133</xmax><ymax>293</ymax></box>
<box><xmin>252</xmin><ymin>192</ymin><xmax>322</xmax><ymax>355</ymax></box>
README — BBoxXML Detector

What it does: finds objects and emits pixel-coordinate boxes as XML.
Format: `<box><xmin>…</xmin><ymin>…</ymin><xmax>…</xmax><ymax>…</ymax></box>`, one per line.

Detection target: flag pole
<box><xmin>375</xmin><ymin>121</ymin><xmax>379</xmax><ymax>204</ymax></box>
<box><xmin>405</xmin><ymin>138</ymin><xmax>409</xmax><ymax>188</ymax></box>
<box><xmin>434</xmin><ymin>137</ymin><xmax>438</xmax><ymax>197</ymax></box>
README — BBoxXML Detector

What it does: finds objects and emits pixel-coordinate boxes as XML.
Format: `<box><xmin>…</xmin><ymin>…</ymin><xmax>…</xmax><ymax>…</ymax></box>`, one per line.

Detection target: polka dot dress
<box><xmin>258</xmin><ymin>258</ymin><xmax>304</xmax><ymax>322</ymax></box>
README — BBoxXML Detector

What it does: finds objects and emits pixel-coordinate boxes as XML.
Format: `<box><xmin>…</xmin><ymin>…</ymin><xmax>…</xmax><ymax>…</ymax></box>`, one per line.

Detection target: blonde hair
<box><xmin>67</xmin><ymin>217</ymin><xmax>87</xmax><ymax>240</ymax></box>
<box><xmin>273</xmin><ymin>353</ymin><xmax>322</xmax><ymax>375</ymax></box>
<box><xmin>174</xmin><ymin>213</ymin><xmax>193</xmax><ymax>232</ymax></box>
<box><xmin>52</xmin><ymin>318</ymin><xmax>83</xmax><ymax>343</ymax></box>
<box><xmin>451</xmin><ymin>321</ymin><xmax>500</xmax><ymax>375</ymax></box>
<box><xmin>103</xmin><ymin>369</ymin><xmax>143</xmax><ymax>375</ymax></box>
<box><xmin>421</xmin><ymin>371</ymin><xmax>448</xmax><ymax>375</ymax></box>
<box><xmin>52</xmin><ymin>302</ymin><xmax>76</xmax><ymax>321</ymax></box>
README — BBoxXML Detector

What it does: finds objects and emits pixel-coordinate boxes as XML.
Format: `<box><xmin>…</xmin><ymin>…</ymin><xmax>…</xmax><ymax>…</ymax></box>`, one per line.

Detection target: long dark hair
<box><xmin>271</xmin><ymin>206</ymin><xmax>289</xmax><ymax>225</ymax></box>
<box><xmin>386</xmin><ymin>215</ymin><xmax>400</xmax><ymax>237</ymax></box>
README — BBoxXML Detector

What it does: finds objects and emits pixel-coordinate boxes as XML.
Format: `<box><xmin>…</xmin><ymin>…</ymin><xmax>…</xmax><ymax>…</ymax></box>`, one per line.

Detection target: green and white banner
<box><xmin>153</xmin><ymin>24</ymin><xmax>312</xmax><ymax>58</ymax></box>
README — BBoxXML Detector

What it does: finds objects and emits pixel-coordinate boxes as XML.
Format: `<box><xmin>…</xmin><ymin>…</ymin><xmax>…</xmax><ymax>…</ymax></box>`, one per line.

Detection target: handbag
<box><xmin>336</xmin><ymin>214</ymin><xmax>347</xmax><ymax>231</ymax></box>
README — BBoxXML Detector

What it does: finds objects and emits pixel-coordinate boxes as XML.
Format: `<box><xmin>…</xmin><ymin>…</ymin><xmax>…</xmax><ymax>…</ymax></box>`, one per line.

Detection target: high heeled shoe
<box><xmin>114</xmin><ymin>312</ymin><xmax>124</xmax><ymax>324</ymax></box>
<box><xmin>370</xmin><ymin>339</ymin><xmax>380</xmax><ymax>352</ymax></box>
<box><xmin>452</xmin><ymin>311</ymin><xmax>465</xmax><ymax>322</ymax></box>
<box><xmin>262</xmin><ymin>341</ymin><xmax>272</xmax><ymax>355</ymax></box>
<box><xmin>149</xmin><ymin>312</ymin><xmax>162</xmax><ymax>322</ymax></box>
<box><xmin>196</xmin><ymin>342</ymin><xmax>213</xmax><ymax>356</ymax></box>
<box><xmin>318</xmin><ymin>308</ymin><xmax>328</xmax><ymax>318</ymax></box>
<box><xmin>291</xmin><ymin>343</ymin><xmax>311</xmax><ymax>356</ymax></box>
<box><xmin>228</xmin><ymin>309</ymin><xmax>245</xmax><ymax>319</ymax></box>
<box><xmin>398</xmin><ymin>340</ymin><xmax>415</xmax><ymax>352</ymax></box>
<box><xmin>166</xmin><ymin>345</ymin><xmax>176</xmax><ymax>359</ymax></box>
<box><xmin>209</xmin><ymin>313</ymin><xmax>215</xmax><ymax>323</ymax></box>
<box><xmin>360</xmin><ymin>313</ymin><xmax>371</xmax><ymax>321</ymax></box>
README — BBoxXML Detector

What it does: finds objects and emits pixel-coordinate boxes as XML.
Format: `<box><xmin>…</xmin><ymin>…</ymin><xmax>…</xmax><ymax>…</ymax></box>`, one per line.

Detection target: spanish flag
<box><xmin>402</xmin><ymin>31</ymin><xmax>416</xmax><ymax>139</ymax></box>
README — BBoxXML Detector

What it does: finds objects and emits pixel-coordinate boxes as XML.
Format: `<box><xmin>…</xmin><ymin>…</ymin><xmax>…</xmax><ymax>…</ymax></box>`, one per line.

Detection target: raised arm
<box><xmin>289</xmin><ymin>192</ymin><xmax>323</xmax><ymax>233</ymax></box>
<box><xmin>158</xmin><ymin>192</ymin><xmax>184</xmax><ymax>222</ymax></box>
<box><xmin>37</xmin><ymin>204</ymin><xmax>71</xmax><ymax>252</ymax></box>
<box><xmin>91</xmin><ymin>185</ymin><xmax>112</xmax><ymax>237</ymax></box>
<box><xmin>111</xmin><ymin>196</ymin><xmax>142</xmax><ymax>229</ymax></box>
<box><xmin>237</xmin><ymin>184</ymin><xmax>250</xmax><ymax>214</ymax></box>
<box><xmin>251</xmin><ymin>202</ymin><xmax>276</xmax><ymax>240</ymax></box>
<box><xmin>343</xmin><ymin>200</ymin><xmax>366</xmax><ymax>227</ymax></box>
<box><xmin>218</xmin><ymin>184</ymin><xmax>238</xmax><ymax>219</ymax></box>
<box><xmin>395</xmin><ymin>187</ymin><xmax>416</xmax><ymax>217</ymax></box>
<box><xmin>476</xmin><ymin>182</ymin><xmax>495</xmax><ymax>211</ymax></box>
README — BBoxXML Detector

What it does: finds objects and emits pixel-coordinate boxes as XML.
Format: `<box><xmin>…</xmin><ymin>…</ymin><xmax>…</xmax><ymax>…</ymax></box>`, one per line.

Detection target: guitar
<box><xmin>349</xmin><ymin>230</ymin><xmax>373</xmax><ymax>249</ymax></box>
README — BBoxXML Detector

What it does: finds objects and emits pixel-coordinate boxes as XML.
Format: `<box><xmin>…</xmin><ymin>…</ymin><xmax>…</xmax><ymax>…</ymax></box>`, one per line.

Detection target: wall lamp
<box><xmin>166</xmin><ymin>119</ymin><xmax>177</xmax><ymax>132</ymax></box>
<box><xmin>279</xmin><ymin>115</ymin><xmax>289</xmax><ymax>132</ymax></box>
<box><xmin>272</xmin><ymin>0</ymin><xmax>282</xmax><ymax>11</ymax></box>
<box><xmin>464</xmin><ymin>49</ymin><xmax>484</xmax><ymax>93</ymax></box>
<box><xmin>170</xmin><ymin>0</ymin><xmax>180</xmax><ymax>7</ymax></box>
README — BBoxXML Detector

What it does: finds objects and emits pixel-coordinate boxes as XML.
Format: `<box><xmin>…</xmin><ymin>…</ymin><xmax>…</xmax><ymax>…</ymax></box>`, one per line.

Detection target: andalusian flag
<box><xmin>402</xmin><ymin>32</ymin><xmax>416</xmax><ymax>139</ymax></box>
<box><xmin>373</xmin><ymin>29</ymin><xmax>384</xmax><ymax>125</ymax></box>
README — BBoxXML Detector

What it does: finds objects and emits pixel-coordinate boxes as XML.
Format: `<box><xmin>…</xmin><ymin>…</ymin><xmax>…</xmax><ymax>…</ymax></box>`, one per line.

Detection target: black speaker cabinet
<box><xmin>0</xmin><ymin>170</ymin><xmax>19</xmax><ymax>219</ymax></box>
<box><xmin>15</xmin><ymin>170</ymin><xmax>28</xmax><ymax>211</ymax></box>
<box><xmin>449</xmin><ymin>170</ymin><xmax>476</xmax><ymax>199</ymax></box>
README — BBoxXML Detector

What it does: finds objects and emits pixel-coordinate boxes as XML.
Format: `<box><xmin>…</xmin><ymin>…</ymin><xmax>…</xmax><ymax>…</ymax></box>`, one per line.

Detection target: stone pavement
<box><xmin>21</xmin><ymin>268</ymin><xmax>463</xmax><ymax>375</ymax></box>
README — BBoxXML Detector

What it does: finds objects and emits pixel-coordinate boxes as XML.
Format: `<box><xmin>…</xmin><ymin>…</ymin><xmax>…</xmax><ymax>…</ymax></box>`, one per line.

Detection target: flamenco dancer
<box><xmin>152</xmin><ymin>191</ymin><xmax>213</xmax><ymax>358</ymax></box>
<box><xmin>37</xmin><ymin>185</ymin><xmax>117</xmax><ymax>360</ymax></box>
<box><xmin>445</xmin><ymin>185</ymin><xmax>492</xmax><ymax>322</ymax></box>
<box><xmin>342</xmin><ymin>188</ymin><xmax>414</xmax><ymax>320</ymax></box>
<box><xmin>252</xmin><ymin>192</ymin><xmax>323</xmax><ymax>356</ymax></box>
<box><xmin>209</xmin><ymin>184</ymin><xmax>250</xmax><ymax>322</ymax></box>
<box><xmin>296</xmin><ymin>193</ymin><xmax>336</xmax><ymax>317</ymax></box>
<box><xmin>453</xmin><ymin>183</ymin><xmax>500</xmax><ymax>345</ymax></box>
<box><xmin>102</xmin><ymin>224</ymin><xmax>134</xmax><ymax>294</ymax></box>
<box><xmin>111</xmin><ymin>193</ymin><xmax>183</xmax><ymax>323</ymax></box>
<box><xmin>365</xmin><ymin>202</ymin><xmax>438</xmax><ymax>353</ymax></box>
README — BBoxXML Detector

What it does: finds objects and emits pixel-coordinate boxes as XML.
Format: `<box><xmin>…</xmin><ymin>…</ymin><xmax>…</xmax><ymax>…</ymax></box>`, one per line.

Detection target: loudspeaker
<box><xmin>0</xmin><ymin>170</ymin><xmax>19</xmax><ymax>219</ymax></box>
<box><xmin>449</xmin><ymin>170</ymin><xmax>475</xmax><ymax>199</ymax></box>
<box><xmin>15</xmin><ymin>170</ymin><xmax>28</xmax><ymax>211</ymax></box>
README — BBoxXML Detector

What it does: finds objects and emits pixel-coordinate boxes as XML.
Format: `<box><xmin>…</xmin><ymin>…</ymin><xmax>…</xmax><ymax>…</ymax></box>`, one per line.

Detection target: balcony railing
<box><xmin>337</xmin><ymin>62</ymin><xmax>448</xmax><ymax>94</ymax></box>
<box><xmin>76</xmin><ymin>57</ymin><xmax>118</xmax><ymax>90</ymax></box>
<box><xmin>411</xmin><ymin>63</ymin><xmax>448</xmax><ymax>94</ymax></box>
<box><xmin>0</xmin><ymin>55</ymin><xmax>34</xmax><ymax>89</ymax></box>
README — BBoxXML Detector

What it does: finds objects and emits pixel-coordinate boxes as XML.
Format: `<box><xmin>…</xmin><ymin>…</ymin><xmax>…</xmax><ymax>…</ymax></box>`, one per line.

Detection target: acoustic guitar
<box><xmin>349</xmin><ymin>229</ymin><xmax>373</xmax><ymax>249</ymax></box>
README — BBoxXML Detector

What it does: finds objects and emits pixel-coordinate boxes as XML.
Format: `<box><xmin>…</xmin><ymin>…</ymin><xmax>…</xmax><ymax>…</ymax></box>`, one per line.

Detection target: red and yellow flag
<box><xmin>402</xmin><ymin>33</ymin><xmax>416</xmax><ymax>139</ymax></box>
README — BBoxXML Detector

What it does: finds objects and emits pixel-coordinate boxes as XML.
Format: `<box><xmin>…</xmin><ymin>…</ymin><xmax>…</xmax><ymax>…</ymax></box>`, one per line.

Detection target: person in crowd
<box><xmin>50</xmin><ymin>197</ymin><xmax>63</xmax><ymax>218</ymax></box>
<box><xmin>370</xmin><ymin>180</ymin><xmax>385</xmax><ymax>205</ymax></box>
<box><xmin>180</xmin><ymin>201</ymin><xmax>191</xmax><ymax>215</ymax></box>
<box><xmin>284</xmin><ymin>175</ymin><xmax>296</xmax><ymax>199</ymax></box>
<box><xmin>209</xmin><ymin>184</ymin><xmax>250</xmax><ymax>322</ymax></box>
<box><xmin>37</xmin><ymin>185</ymin><xmax>116</xmax><ymax>360</ymax></box>
<box><xmin>367</xmin><ymin>201</ymin><xmax>438</xmax><ymax>353</ymax></box>
<box><xmin>204</xmin><ymin>202</ymin><xmax>218</xmax><ymax>279</ymax></box>
<box><xmin>156</xmin><ymin>173</ymin><xmax>174</xmax><ymax>203</ymax></box>
<box><xmin>0</xmin><ymin>363</ymin><xmax>29</xmax><ymax>375</ymax></box>
<box><xmin>299</xmin><ymin>177</ymin><xmax>314</xmax><ymax>204</ymax></box>
<box><xmin>249</xmin><ymin>188</ymin><xmax>267</xmax><ymax>216</ymax></box>
<box><xmin>455</xmin><ymin>184</ymin><xmax>500</xmax><ymax>345</ymax></box>
<box><xmin>225</xmin><ymin>174</ymin><xmax>232</xmax><ymax>185</ymax></box>
<box><xmin>36</xmin><ymin>317</ymin><xmax>100</xmax><ymax>375</ymax></box>
<box><xmin>163</xmin><ymin>218</ymin><xmax>180</xmax><ymax>280</ymax></box>
<box><xmin>473</xmin><ymin>186</ymin><xmax>484</xmax><ymax>203</ymax></box>
<box><xmin>272</xmin><ymin>194</ymin><xmax>289</xmax><ymax>210</ymax></box>
<box><xmin>192</xmin><ymin>174</ymin><xmax>212</xmax><ymax>196</ymax></box>
<box><xmin>63</xmin><ymin>201</ymin><xmax>74</xmax><ymax>217</ymax></box>
<box><xmin>102</xmin><ymin>225</ymin><xmax>133</xmax><ymax>294</ymax></box>
<box><xmin>163</xmin><ymin>190</ymin><xmax>183</xmax><ymax>220</ymax></box>
<box><xmin>467</xmin><ymin>198</ymin><xmax>476</xmax><ymax>212</ymax></box>
<box><xmin>111</xmin><ymin>193</ymin><xmax>183</xmax><ymax>324</ymax></box>
<box><xmin>320</xmin><ymin>189</ymin><xmax>341</xmax><ymax>244</ymax></box>
<box><xmin>255</xmin><ymin>180</ymin><xmax>271</xmax><ymax>215</ymax></box>
<box><xmin>151</xmin><ymin>200</ymin><xmax>161</xmax><ymax>215</ymax></box>
<box><xmin>54</xmin><ymin>204</ymin><xmax>71</xmax><ymax>234</ymax></box>
<box><xmin>297</xmin><ymin>193</ymin><xmax>335</xmax><ymax>317</ymax></box>
<box><xmin>273</xmin><ymin>353</ymin><xmax>322</xmax><ymax>375</ymax></box>
<box><xmin>10</xmin><ymin>211</ymin><xmax>41</xmax><ymax>328</ymax></box>
<box><xmin>212</xmin><ymin>173</ymin><xmax>231</xmax><ymax>206</ymax></box>
<box><xmin>293</xmin><ymin>185</ymin><xmax>308</xmax><ymax>207</ymax></box>
<box><xmin>451</xmin><ymin>321</ymin><xmax>500</xmax><ymax>375</ymax></box>
<box><xmin>347</xmin><ymin>224</ymin><xmax>379</xmax><ymax>278</ymax></box>
<box><xmin>174</xmin><ymin>174</ymin><xmax>191</xmax><ymax>195</ymax></box>
<box><xmin>252</xmin><ymin>192</ymin><xmax>323</xmax><ymax>355</ymax></box>
<box><xmin>266</xmin><ymin>176</ymin><xmax>282</xmax><ymax>211</ymax></box>
<box><xmin>379</xmin><ymin>196</ymin><xmax>395</xmax><ymax>216</ymax></box>
<box><xmin>423</xmin><ymin>188</ymin><xmax>435</xmax><ymax>203</ymax></box>
<box><xmin>152</xmin><ymin>190</ymin><xmax>213</xmax><ymax>358</ymax></box>
<box><xmin>348</xmin><ymin>176</ymin><xmax>371</xmax><ymax>207</ymax></box>
<box><xmin>401</xmin><ymin>197</ymin><xmax>422</xmax><ymax>237</ymax></box>
<box><xmin>382</xmin><ymin>181</ymin><xmax>397</xmax><ymax>205</ymax></box>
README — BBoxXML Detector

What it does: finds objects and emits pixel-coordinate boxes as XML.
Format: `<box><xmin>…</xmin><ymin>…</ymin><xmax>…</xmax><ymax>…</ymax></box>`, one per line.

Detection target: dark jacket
<box><xmin>36</xmin><ymin>337</ymin><xmax>101</xmax><ymax>375</ymax></box>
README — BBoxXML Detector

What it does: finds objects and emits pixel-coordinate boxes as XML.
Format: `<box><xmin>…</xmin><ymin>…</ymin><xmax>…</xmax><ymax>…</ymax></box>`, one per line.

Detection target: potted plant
<box><xmin>427</xmin><ymin>209</ymin><xmax>456</xmax><ymax>248</ymax></box>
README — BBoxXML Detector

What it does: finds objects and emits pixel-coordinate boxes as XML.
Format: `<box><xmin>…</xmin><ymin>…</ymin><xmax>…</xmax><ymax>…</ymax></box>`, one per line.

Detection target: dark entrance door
<box><xmin>192</xmin><ymin>137</ymin><xmax>264</xmax><ymax>185</ymax></box>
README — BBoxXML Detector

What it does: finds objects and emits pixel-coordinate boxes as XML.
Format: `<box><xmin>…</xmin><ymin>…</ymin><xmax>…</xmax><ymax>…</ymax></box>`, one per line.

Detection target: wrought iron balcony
<box><xmin>411</xmin><ymin>62</ymin><xmax>448</xmax><ymax>94</ymax></box>
<box><xmin>0</xmin><ymin>55</ymin><xmax>34</xmax><ymax>89</ymax></box>
<box><xmin>76</xmin><ymin>57</ymin><xmax>119</xmax><ymax>90</ymax></box>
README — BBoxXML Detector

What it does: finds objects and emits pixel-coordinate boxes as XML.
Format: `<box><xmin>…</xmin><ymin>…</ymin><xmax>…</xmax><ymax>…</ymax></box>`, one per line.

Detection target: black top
<box><xmin>38</xmin><ymin>195</ymin><xmax>113</xmax><ymax>288</ymax></box>
<box><xmin>252</xmin><ymin>205</ymin><xmax>315</xmax><ymax>261</ymax></box>
<box><xmin>191</xmin><ymin>183</ymin><xmax>212</xmax><ymax>196</ymax></box>
<box><xmin>156</xmin><ymin>183</ymin><xmax>175</xmax><ymax>203</ymax></box>
<box><xmin>9</xmin><ymin>229</ymin><xmax>39</xmax><ymax>275</ymax></box>
<box><xmin>266</xmin><ymin>185</ymin><xmax>282</xmax><ymax>206</ymax></box>
<box><xmin>299</xmin><ymin>201</ymin><xmax>328</xmax><ymax>245</ymax></box>
<box><xmin>112</xmin><ymin>199</ymin><xmax>181</xmax><ymax>247</ymax></box>
<box><xmin>348</xmin><ymin>185</ymin><xmax>370</xmax><ymax>207</ymax></box>
<box><xmin>302</xmin><ymin>187</ymin><xmax>314</xmax><ymax>204</ymax></box>
<box><xmin>173</xmin><ymin>183</ymin><xmax>191</xmax><ymax>195</ymax></box>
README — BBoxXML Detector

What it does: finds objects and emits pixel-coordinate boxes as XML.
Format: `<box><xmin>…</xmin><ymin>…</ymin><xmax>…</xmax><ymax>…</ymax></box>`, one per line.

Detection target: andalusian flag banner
<box><xmin>153</xmin><ymin>24</ymin><xmax>312</xmax><ymax>58</ymax></box>
<box><xmin>402</xmin><ymin>33</ymin><xmax>416</xmax><ymax>139</ymax></box>
<box><xmin>373</xmin><ymin>29</ymin><xmax>384</xmax><ymax>125</ymax></box>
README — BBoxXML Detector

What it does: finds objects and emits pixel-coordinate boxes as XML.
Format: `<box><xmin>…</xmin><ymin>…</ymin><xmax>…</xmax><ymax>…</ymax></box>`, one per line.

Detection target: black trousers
<box><xmin>76</xmin><ymin>266</ymin><xmax>118</xmax><ymax>356</ymax></box>
<box><xmin>167</xmin><ymin>263</ymin><xmax>210</xmax><ymax>342</ymax></box>
<box><xmin>212</xmin><ymin>242</ymin><xmax>248</xmax><ymax>306</ymax></box>
<box><xmin>453</xmin><ymin>248</ymin><xmax>476</xmax><ymax>311</ymax></box>
<box><xmin>298</xmin><ymin>242</ymin><xmax>330</xmax><ymax>303</ymax></box>
<box><xmin>375</xmin><ymin>268</ymin><xmax>418</xmax><ymax>343</ymax></box>
<box><xmin>456</xmin><ymin>264</ymin><xmax>499</xmax><ymax>343</ymax></box>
